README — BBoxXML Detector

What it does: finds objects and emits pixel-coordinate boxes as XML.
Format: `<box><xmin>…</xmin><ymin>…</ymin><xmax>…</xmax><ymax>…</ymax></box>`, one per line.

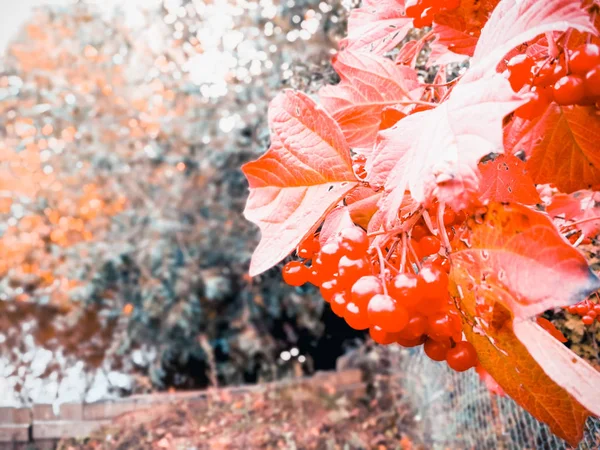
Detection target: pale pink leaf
<box><xmin>319</xmin><ymin>206</ymin><xmax>355</xmax><ymax>245</ymax></box>
<box><xmin>471</xmin><ymin>0</ymin><xmax>596</xmax><ymax>73</ymax></box>
<box><xmin>514</xmin><ymin>320</ymin><xmax>600</xmax><ymax>416</ymax></box>
<box><xmin>242</xmin><ymin>90</ymin><xmax>358</xmax><ymax>276</ymax></box>
<box><xmin>340</xmin><ymin>0</ymin><xmax>412</xmax><ymax>55</ymax></box>
<box><xmin>320</xmin><ymin>51</ymin><xmax>422</xmax><ymax>148</ymax></box>
<box><xmin>367</xmin><ymin>72</ymin><xmax>525</xmax><ymax>225</ymax></box>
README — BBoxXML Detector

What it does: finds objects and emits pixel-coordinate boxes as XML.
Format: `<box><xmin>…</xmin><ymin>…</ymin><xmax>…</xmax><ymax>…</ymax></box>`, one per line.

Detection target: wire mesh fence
<box><xmin>387</xmin><ymin>347</ymin><xmax>600</xmax><ymax>450</ymax></box>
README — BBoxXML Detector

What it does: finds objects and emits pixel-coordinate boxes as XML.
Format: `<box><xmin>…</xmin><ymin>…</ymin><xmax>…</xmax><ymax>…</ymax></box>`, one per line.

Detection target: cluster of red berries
<box><xmin>507</xmin><ymin>43</ymin><xmax>600</xmax><ymax>119</ymax></box>
<box><xmin>405</xmin><ymin>0</ymin><xmax>460</xmax><ymax>28</ymax></box>
<box><xmin>281</xmin><ymin>213</ymin><xmax>478</xmax><ymax>372</ymax></box>
<box><xmin>565</xmin><ymin>298</ymin><xmax>600</xmax><ymax>326</ymax></box>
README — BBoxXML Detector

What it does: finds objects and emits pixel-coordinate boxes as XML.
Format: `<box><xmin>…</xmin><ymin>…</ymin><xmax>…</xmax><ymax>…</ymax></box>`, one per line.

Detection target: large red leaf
<box><xmin>458</xmin><ymin>304</ymin><xmax>592</xmax><ymax>446</ymax></box>
<box><xmin>340</xmin><ymin>0</ymin><xmax>412</xmax><ymax>55</ymax></box>
<box><xmin>242</xmin><ymin>91</ymin><xmax>358</xmax><ymax>276</ymax></box>
<box><xmin>547</xmin><ymin>191</ymin><xmax>600</xmax><ymax>238</ymax></box>
<box><xmin>450</xmin><ymin>202</ymin><xmax>600</xmax><ymax>319</ymax></box>
<box><xmin>319</xmin><ymin>51</ymin><xmax>422</xmax><ymax>148</ymax></box>
<box><xmin>451</xmin><ymin>202</ymin><xmax>600</xmax><ymax>445</ymax></box>
<box><xmin>471</xmin><ymin>0</ymin><xmax>596</xmax><ymax>72</ymax></box>
<box><xmin>367</xmin><ymin>72</ymin><xmax>524</xmax><ymax>224</ymax></box>
<box><xmin>513</xmin><ymin>320</ymin><xmax>600</xmax><ymax>418</ymax></box>
<box><xmin>478</xmin><ymin>154</ymin><xmax>540</xmax><ymax>204</ymax></box>
<box><xmin>430</xmin><ymin>0</ymin><xmax>499</xmax><ymax>62</ymax></box>
<box><xmin>504</xmin><ymin>105</ymin><xmax>600</xmax><ymax>194</ymax></box>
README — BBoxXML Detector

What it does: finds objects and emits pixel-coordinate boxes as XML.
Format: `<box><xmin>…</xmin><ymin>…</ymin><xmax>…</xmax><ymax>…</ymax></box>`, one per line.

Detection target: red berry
<box><xmin>339</xmin><ymin>227</ymin><xmax>369</xmax><ymax>258</ymax></box>
<box><xmin>446</xmin><ymin>341</ymin><xmax>478</xmax><ymax>372</ymax></box>
<box><xmin>536</xmin><ymin>61</ymin><xmax>567</xmax><ymax>87</ymax></box>
<box><xmin>593</xmin><ymin>304</ymin><xmax>600</xmax><ymax>315</ymax></box>
<box><xmin>424</xmin><ymin>338</ymin><xmax>450</xmax><ymax>361</ymax></box>
<box><xmin>584</xmin><ymin>66</ymin><xmax>600</xmax><ymax>98</ymax></box>
<box><xmin>370</xmin><ymin>326</ymin><xmax>401</xmax><ymax>345</ymax></box>
<box><xmin>576</xmin><ymin>302</ymin><xmax>590</xmax><ymax>315</ymax></box>
<box><xmin>507</xmin><ymin>54</ymin><xmax>534</xmax><ymax>91</ymax></box>
<box><xmin>514</xmin><ymin>87</ymin><xmax>552</xmax><ymax>120</ymax></box>
<box><xmin>411</xmin><ymin>224</ymin><xmax>428</xmax><ymax>241</ymax></box>
<box><xmin>389</xmin><ymin>272</ymin><xmax>421</xmax><ymax>310</ymax></box>
<box><xmin>350</xmin><ymin>275</ymin><xmax>384</xmax><ymax>308</ymax></box>
<box><xmin>310</xmin><ymin>256</ymin><xmax>335</xmax><ymax>287</ymax></box>
<box><xmin>396</xmin><ymin>336</ymin><xmax>426</xmax><ymax>348</ymax></box>
<box><xmin>330</xmin><ymin>291</ymin><xmax>348</xmax><ymax>317</ymax></box>
<box><xmin>427</xmin><ymin>313</ymin><xmax>456</xmax><ymax>339</ymax></box>
<box><xmin>399</xmin><ymin>313</ymin><xmax>427</xmax><ymax>339</ymax></box>
<box><xmin>442</xmin><ymin>209</ymin><xmax>456</xmax><ymax>226</ymax></box>
<box><xmin>553</xmin><ymin>75</ymin><xmax>585</xmax><ymax>105</ymax></box>
<box><xmin>320</xmin><ymin>279</ymin><xmax>339</xmax><ymax>303</ymax></box>
<box><xmin>582</xmin><ymin>315</ymin><xmax>595</xmax><ymax>325</ymax></box>
<box><xmin>282</xmin><ymin>261</ymin><xmax>309</xmax><ymax>286</ymax></box>
<box><xmin>319</xmin><ymin>241</ymin><xmax>344</xmax><ymax>267</ymax></box>
<box><xmin>297</xmin><ymin>235</ymin><xmax>319</xmax><ymax>259</ymax></box>
<box><xmin>418</xmin><ymin>236</ymin><xmax>441</xmax><ymax>257</ymax></box>
<box><xmin>587</xmin><ymin>310</ymin><xmax>597</xmax><ymax>319</ymax></box>
<box><xmin>367</xmin><ymin>294</ymin><xmax>409</xmax><ymax>333</ymax></box>
<box><xmin>418</xmin><ymin>264</ymin><xmax>449</xmax><ymax>301</ymax></box>
<box><xmin>337</xmin><ymin>256</ymin><xmax>370</xmax><ymax>289</ymax></box>
<box><xmin>431</xmin><ymin>257</ymin><xmax>451</xmax><ymax>274</ymax></box>
<box><xmin>345</xmin><ymin>301</ymin><xmax>370</xmax><ymax>330</ymax></box>
<box><xmin>569</xmin><ymin>44</ymin><xmax>600</xmax><ymax>76</ymax></box>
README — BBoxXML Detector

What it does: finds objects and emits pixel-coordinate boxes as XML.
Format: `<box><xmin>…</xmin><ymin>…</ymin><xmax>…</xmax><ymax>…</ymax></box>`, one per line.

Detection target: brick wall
<box><xmin>0</xmin><ymin>369</ymin><xmax>363</xmax><ymax>449</ymax></box>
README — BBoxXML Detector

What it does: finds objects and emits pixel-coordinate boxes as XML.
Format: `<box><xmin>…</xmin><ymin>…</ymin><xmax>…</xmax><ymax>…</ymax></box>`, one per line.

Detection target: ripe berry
<box><xmin>397</xmin><ymin>336</ymin><xmax>426</xmax><ymax>348</ymax></box>
<box><xmin>584</xmin><ymin>66</ymin><xmax>600</xmax><ymax>98</ymax></box>
<box><xmin>399</xmin><ymin>313</ymin><xmax>427</xmax><ymax>339</ymax></box>
<box><xmin>418</xmin><ymin>264</ymin><xmax>449</xmax><ymax>301</ymax></box>
<box><xmin>320</xmin><ymin>241</ymin><xmax>344</xmax><ymax>267</ymax></box>
<box><xmin>442</xmin><ymin>208</ymin><xmax>456</xmax><ymax>226</ymax></box>
<box><xmin>582</xmin><ymin>315</ymin><xmax>595</xmax><ymax>325</ymax></box>
<box><xmin>553</xmin><ymin>75</ymin><xmax>585</xmax><ymax>105</ymax></box>
<box><xmin>339</xmin><ymin>227</ymin><xmax>369</xmax><ymax>258</ymax></box>
<box><xmin>569</xmin><ymin>44</ymin><xmax>600</xmax><ymax>76</ymax></box>
<box><xmin>345</xmin><ymin>301</ymin><xmax>370</xmax><ymax>330</ymax></box>
<box><xmin>427</xmin><ymin>313</ymin><xmax>456</xmax><ymax>339</ymax></box>
<box><xmin>514</xmin><ymin>87</ymin><xmax>552</xmax><ymax>120</ymax></box>
<box><xmin>507</xmin><ymin>54</ymin><xmax>534</xmax><ymax>91</ymax></box>
<box><xmin>351</xmin><ymin>275</ymin><xmax>384</xmax><ymax>308</ymax></box>
<box><xmin>330</xmin><ymin>291</ymin><xmax>348</xmax><ymax>317</ymax></box>
<box><xmin>576</xmin><ymin>302</ymin><xmax>590</xmax><ymax>315</ymax></box>
<box><xmin>411</xmin><ymin>224</ymin><xmax>428</xmax><ymax>241</ymax></box>
<box><xmin>337</xmin><ymin>256</ymin><xmax>370</xmax><ymax>289</ymax></box>
<box><xmin>446</xmin><ymin>341</ymin><xmax>478</xmax><ymax>372</ymax></box>
<box><xmin>389</xmin><ymin>272</ymin><xmax>420</xmax><ymax>310</ymax></box>
<box><xmin>536</xmin><ymin>61</ymin><xmax>567</xmax><ymax>87</ymax></box>
<box><xmin>367</xmin><ymin>294</ymin><xmax>409</xmax><ymax>333</ymax></box>
<box><xmin>370</xmin><ymin>326</ymin><xmax>401</xmax><ymax>345</ymax></box>
<box><xmin>320</xmin><ymin>279</ymin><xmax>339</xmax><ymax>303</ymax></box>
<box><xmin>418</xmin><ymin>236</ymin><xmax>441</xmax><ymax>257</ymax></box>
<box><xmin>282</xmin><ymin>261</ymin><xmax>309</xmax><ymax>286</ymax></box>
<box><xmin>297</xmin><ymin>235</ymin><xmax>319</xmax><ymax>259</ymax></box>
<box><xmin>424</xmin><ymin>337</ymin><xmax>450</xmax><ymax>361</ymax></box>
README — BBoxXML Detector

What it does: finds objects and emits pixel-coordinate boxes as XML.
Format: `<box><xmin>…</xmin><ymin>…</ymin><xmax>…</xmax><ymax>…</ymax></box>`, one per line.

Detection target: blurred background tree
<box><xmin>0</xmin><ymin>0</ymin><xmax>365</xmax><ymax>404</ymax></box>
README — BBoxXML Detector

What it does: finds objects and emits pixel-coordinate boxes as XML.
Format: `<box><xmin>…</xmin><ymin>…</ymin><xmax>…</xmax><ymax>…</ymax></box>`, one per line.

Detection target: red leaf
<box><xmin>471</xmin><ymin>0</ymin><xmax>595</xmax><ymax>72</ymax></box>
<box><xmin>319</xmin><ymin>206</ymin><xmax>354</xmax><ymax>245</ymax></box>
<box><xmin>547</xmin><ymin>191</ymin><xmax>600</xmax><ymax>238</ymax></box>
<box><xmin>535</xmin><ymin>317</ymin><xmax>567</xmax><ymax>343</ymax></box>
<box><xmin>319</xmin><ymin>51</ymin><xmax>422</xmax><ymax>148</ymax></box>
<box><xmin>504</xmin><ymin>105</ymin><xmax>600</xmax><ymax>194</ymax></box>
<box><xmin>340</xmin><ymin>0</ymin><xmax>412</xmax><ymax>55</ymax></box>
<box><xmin>242</xmin><ymin>90</ymin><xmax>358</xmax><ymax>276</ymax></box>
<box><xmin>451</xmin><ymin>202</ymin><xmax>600</xmax><ymax>319</ymax></box>
<box><xmin>367</xmin><ymin>72</ymin><xmax>524</xmax><ymax>224</ymax></box>
<box><xmin>430</xmin><ymin>0</ymin><xmax>500</xmax><ymax>63</ymax></box>
<box><xmin>478</xmin><ymin>154</ymin><xmax>540</xmax><ymax>204</ymax></box>
<box><xmin>513</xmin><ymin>320</ymin><xmax>600</xmax><ymax>417</ymax></box>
